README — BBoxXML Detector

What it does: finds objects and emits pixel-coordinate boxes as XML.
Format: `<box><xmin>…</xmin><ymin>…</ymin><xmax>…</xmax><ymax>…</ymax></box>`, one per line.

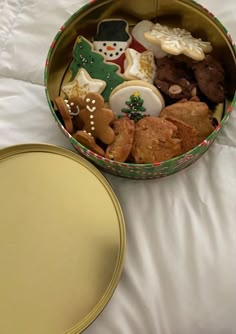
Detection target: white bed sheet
<box><xmin>0</xmin><ymin>0</ymin><xmax>236</xmax><ymax>333</ymax></box>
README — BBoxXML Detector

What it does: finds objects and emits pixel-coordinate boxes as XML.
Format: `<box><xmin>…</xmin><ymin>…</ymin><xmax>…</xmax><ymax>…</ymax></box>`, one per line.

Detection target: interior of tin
<box><xmin>47</xmin><ymin>0</ymin><xmax>236</xmax><ymax>119</ymax></box>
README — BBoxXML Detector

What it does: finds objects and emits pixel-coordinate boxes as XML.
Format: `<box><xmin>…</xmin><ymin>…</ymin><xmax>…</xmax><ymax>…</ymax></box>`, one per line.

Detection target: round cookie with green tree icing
<box><xmin>109</xmin><ymin>80</ymin><xmax>165</xmax><ymax>120</ymax></box>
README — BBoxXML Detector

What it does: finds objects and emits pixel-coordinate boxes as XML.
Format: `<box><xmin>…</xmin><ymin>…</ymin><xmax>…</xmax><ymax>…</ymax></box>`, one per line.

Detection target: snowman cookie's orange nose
<box><xmin>107</xmin><ymin>46</ymin><xmax>115</xmax><ymax>51</ymax></box>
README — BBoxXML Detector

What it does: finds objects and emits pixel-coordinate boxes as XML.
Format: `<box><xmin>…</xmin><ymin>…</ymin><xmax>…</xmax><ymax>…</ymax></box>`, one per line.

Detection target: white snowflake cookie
<box><xmin>144</xmin><ymin>23</ymin><xmax>212</xmax><ymax>61</ymax></box>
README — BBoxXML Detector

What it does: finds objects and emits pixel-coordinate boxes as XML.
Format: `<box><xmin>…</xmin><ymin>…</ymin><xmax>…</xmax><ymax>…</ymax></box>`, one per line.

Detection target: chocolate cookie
<box><xmin>155</xmin><ymin>56</ymin><xmax>197</xmax><ymax>100</ymax></box>
<box><xmin>191</xmin><ymin>55</ymin><xmax>225</xmax><ymax>103</ymax></box>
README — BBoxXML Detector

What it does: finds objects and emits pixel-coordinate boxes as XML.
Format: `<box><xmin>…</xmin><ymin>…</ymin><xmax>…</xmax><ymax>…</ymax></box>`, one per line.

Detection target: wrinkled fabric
<box><xmin>0</xmin><ymin>0</ymin><xmax>235</xmax><ymax>333</ymax></box>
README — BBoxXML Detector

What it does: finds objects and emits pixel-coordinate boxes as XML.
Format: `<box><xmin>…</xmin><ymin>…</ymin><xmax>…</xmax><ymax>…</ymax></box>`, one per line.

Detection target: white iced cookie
<box><xmin>123</xmin><ymin>48</ymin><xmax>157</xmax><ymax>83</ymax></box>
<box><xmin>132</xmin><ymin>20</ymin><xmax>167</xmax><ymax>59</ymax></box>
<box><xmin>144</xmin><ymin>23</ymin><xmax>212</xmax><ymax>61</ymax></box>
<box><xmin>62</xmin><ymin>68</ymin><xmax>106</xmax><ymax>99</ymax></box>
<box><xmin>109</xmin><ymin>80</ymin><xmax>165</xmax><ymax>119</ymax></box>
<box><xmin>93</xmin><ymin>19</ymin><xmax>131</xmax><ymax>61</ymax></box>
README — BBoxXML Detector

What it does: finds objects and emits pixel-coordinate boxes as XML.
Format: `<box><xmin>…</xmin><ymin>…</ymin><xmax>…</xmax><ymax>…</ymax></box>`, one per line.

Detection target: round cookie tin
<box><xmin>0</xmin><ymin>144</ymin><xmax>126</xmax><ymax>334</ymax></box>
<box><xmin>45</xmin><ymin>0</ymin><xmax>236</xmax><ymax>179</ymax></box>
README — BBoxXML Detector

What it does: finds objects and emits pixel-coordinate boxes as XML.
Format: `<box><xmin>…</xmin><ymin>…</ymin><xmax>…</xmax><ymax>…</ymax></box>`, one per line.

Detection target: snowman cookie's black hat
<box><xmin>94</xmin><ymin>19</ymin><xmax>130</xmax><ymax>42</ymax></box>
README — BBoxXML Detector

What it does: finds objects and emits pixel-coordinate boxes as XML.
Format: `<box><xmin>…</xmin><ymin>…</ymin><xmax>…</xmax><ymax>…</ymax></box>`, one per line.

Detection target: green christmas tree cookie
<box><xmin>70</xmin><ymin>36</ymin><xmax>125</xmax><ymax>102</ymax></box>
<box><xmin>122</xmin><ymin>91</ymin><xmax>146</xmax><ymax>122</ymax></box>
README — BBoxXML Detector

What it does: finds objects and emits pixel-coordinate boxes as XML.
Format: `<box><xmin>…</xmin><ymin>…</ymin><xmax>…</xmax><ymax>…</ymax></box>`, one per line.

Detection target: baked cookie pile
<box><xmin>54</xmin><ymin>19</ymin><xmax>225</xmax><ymax>164</ymax></box>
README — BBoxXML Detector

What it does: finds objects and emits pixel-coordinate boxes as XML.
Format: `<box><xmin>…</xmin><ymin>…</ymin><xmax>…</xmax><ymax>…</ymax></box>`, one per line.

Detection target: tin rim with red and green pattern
<box><xmin>44</xmin><ymin>0</ymin><xmax>236</xmax><ymax>179</ymax></box>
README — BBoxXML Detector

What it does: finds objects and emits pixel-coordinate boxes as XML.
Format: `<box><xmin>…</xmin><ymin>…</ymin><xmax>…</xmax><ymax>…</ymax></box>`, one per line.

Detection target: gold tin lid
<box><xmin>0</xmin><ymin>144</ymin><xmax>126</xmax><ymax>334</ymax></box>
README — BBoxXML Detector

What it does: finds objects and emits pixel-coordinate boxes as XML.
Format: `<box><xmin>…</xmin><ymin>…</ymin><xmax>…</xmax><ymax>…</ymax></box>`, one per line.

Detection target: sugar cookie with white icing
<box><xmin>144</xmin><ymin>23</ymin><xmax>212</xmax><ymax>61</ymax></box>
<box><xmin>93</xmin><ymin>19</ymin><xmax>131</xmax><ymax>61</ymax></box>
<box><xmin>93</xmin><ymin>19</ymin><xmax>131</xmax><ymax>72</ymax></box>
<box><xmin>123</xmin><ymin>48</ymin><xmax>157</xmax><ymax>83</ymax></box>
<box><xmin>109</xmin><ymin>80</ymin><xmax>165</xmax><ymax>120</ymax></box>
<box><xmin>132</xmin><ymin>20</ymin><xmax>167</xmax><ymax>59</ymax></box>
<box><xmin>62</xmin><ymin>68</ymin><xmax>106</xmax><ymax>100</ymax></box>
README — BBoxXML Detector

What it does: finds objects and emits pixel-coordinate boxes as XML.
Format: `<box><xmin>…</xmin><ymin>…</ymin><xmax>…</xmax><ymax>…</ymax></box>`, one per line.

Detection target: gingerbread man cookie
<box><xmin>73</xmin><ymin>130</ymin><xmax>105</xmax><ymax>156</ymax></box>
<box><xmin>164</xmin><ymin>117</ymin><xmax>198</xmax><ymax>154</ymax></box>
<box><xmin>79</xmin><ymin>92</ymin><xmax>115</xmax><ymax>144</ymax></box>
<box><xmin>54</xmin><ymin>96</ymin><xmax>84</xmax><ymax>133</ymax></box>
<box><xmin>62</xmin><ymin>68</ymin><xmax>106</xmax><ymax>100</ymax></box>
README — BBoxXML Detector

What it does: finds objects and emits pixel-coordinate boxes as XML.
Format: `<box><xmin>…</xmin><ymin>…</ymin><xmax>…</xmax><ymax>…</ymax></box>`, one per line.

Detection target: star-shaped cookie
<box><xmin>62</xmin><ymin>68</ymin><xmax>106</xmax><ymax>99</ymax></box>
<box><xmin>123</xmin><ymin>48</ymin><xmax>157</xmax><ymax>83</ymax></box>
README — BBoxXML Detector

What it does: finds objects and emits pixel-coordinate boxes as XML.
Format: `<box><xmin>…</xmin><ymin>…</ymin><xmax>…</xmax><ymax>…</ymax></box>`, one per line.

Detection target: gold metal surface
<box><xmin>0</xmin><ymin>144</ymin><xmax>126</xmax><ymax>334</ymax></box>
<box><xmin>47</xmin><ymin>0</ymin><xmax>236</xmax><ymax>111</ymax></box>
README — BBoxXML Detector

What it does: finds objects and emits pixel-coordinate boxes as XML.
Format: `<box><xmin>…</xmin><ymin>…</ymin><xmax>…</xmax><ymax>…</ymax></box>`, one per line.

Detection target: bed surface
<box><xmin>0</xmin><ymin>0</ymin><xmax>236</xmax><ymax>333</ymax></box>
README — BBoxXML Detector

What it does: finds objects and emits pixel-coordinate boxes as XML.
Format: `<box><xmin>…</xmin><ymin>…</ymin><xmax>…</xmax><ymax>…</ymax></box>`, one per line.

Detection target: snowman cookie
<box><xmin>79</xmin><ymin>92</ymin><xmax>115</xmax><ymax>144</ymax></box>
<box><xmin>109</xmin><ymin>80</ymin><xmax>165</xmax><ymax>121</ymax></box>
<box><xmin>93</xmin><ymin>19</ymin><xmax>131</xmax><ymax>72</ymax></box>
